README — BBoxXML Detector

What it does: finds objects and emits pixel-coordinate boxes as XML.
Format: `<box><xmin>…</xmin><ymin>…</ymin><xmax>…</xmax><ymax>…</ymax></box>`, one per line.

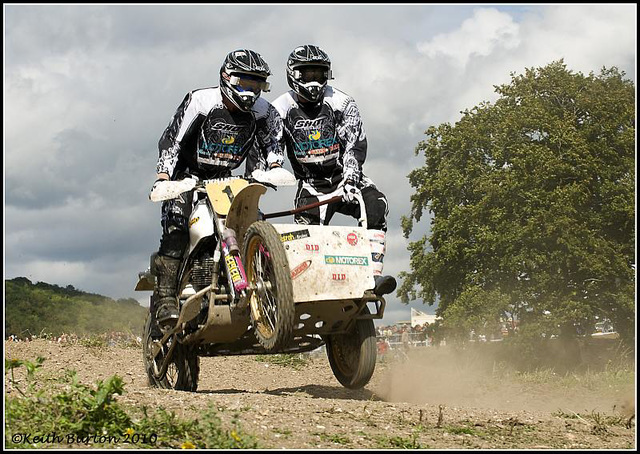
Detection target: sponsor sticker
<box><xmin>280</xmin><ymin>229</ymin><xmax>311</xmax><ymax>242</ymax></box>
<box><xmin>347</xmin><ymin>233</ymin><xmax>358</xmax><ymax>246</ymax></box>
<box><xmin>294</xmin><ymin>117</ymin><xmax>326</xmax><ymax>129</ymax></box>
<box><xmin>305</xmin><ymin>244</ymin><xmax>320</xmax><ymax>252</ymax></box>
<box><xmin>308</xmin><ymin>130</ymin><xmax>321</xmax><ymax>140</ymax></box>
<box><xmin>189</xmin><ymin>217</ymin><xmax>200</xmax><ymax>227</ymax></box>
<box><xmin>324</xmin><ymin>255</ymin><xmax>369</xmax><ymax>266</ymax></box>
<box><xmin>332</xmin><ymin>273</ymin><xmax>347</xmax><ymax>281</ymax></box>
<box><xmin>210</xmin><ymin>122</ymin><xmax>244</xmax><ymax>133</ymax></box>
<box><xmin>290</xmin><ymin>260</ymin><xmax>312</xmax><ymax>279</ymax></box>
<box><xmin>225</xmin><ymin>255</ymin><xmax>242</xmax><ymax>284</ymax></box>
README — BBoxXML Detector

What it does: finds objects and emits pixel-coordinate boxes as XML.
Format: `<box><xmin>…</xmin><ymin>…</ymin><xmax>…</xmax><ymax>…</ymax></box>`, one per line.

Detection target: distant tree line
<box><xmin>5</xmin><ymin>277</ymin><xmax>147</xmax><ymax>338</ymax></box>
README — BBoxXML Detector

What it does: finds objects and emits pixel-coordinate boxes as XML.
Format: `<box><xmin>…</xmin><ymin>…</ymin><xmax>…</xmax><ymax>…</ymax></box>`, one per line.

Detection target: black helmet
<box><xmin>286</xmin><ymin>44</ymin><xmax>333</xmax><ymax>104</ymax></box>
<box><xmin>220</xmin><ymin>49</ymin><xmax>271</xmax><ymax>111</ymax></box>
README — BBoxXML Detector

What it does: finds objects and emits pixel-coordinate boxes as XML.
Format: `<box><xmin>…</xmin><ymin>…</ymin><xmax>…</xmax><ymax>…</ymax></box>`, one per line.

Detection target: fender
<box><xmin>224</xmin><ymin>183</ymin><xmax>268</xmax><ymax>249</ymax></box>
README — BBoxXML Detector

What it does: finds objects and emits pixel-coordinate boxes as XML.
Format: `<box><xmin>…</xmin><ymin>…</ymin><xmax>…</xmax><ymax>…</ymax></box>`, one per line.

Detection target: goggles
<box><xmin>229</xmin><ymin>73</ymin><xmax>271</xmax><ymax>93</ymax></box>
<box><xmin>293</xmin><ymin>66</ymin><xmax>332</xmax><ymax>84</ymax></box>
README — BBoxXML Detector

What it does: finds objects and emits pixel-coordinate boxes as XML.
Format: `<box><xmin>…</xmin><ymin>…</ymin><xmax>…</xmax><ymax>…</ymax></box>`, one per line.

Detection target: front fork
<box><xmin>223</xmin><ymin>243</ymin><xmax>249</xmax><ymax>294</ymax></box>
<box><xmin>215</xmin><ymin>213</ymin><xmax>250</xmax><ymax>308</ymax></box>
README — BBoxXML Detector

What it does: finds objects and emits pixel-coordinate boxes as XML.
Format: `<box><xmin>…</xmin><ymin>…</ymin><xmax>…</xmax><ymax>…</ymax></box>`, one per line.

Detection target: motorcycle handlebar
<box><xmin>150</xmin><ymin>176</ymin><xmax>278</xmax><ymax>203</ymax></box>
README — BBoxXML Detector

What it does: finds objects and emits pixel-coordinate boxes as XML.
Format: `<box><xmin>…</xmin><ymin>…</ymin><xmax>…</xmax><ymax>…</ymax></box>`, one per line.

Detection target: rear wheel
<box><xmin>326</xmin><ymin>305</ymin><xmax>377</xmax><ymax>389</ymax></box>
<box><xmin>243</xmin><ymin>221</ymin><xmax>295</xmax><ymax>352</ymax></box>
<box><xmin>142</xmin><ymin>312</ymin><xmax>199</xmax><ymax>391</ymax></box>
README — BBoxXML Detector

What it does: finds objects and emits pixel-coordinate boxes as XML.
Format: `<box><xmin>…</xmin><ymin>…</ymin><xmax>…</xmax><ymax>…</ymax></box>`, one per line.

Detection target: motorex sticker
<box><xmin>324</xmin><ymin>255</ymin><xmax>369</xmax><ymax>266</ymax></box>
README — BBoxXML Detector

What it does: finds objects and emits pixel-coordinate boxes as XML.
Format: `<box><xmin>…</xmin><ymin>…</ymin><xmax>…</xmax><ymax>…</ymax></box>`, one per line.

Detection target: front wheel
<box><xmin>326</xmin><ymin>305</ymin><xmax>377</xmax><ymax>389</ymax></box>
<box><xmin>142</xmin><ymin>312</ymin><xmax>199</xmax><ymax>391</ymax></box>
<box><xmin>243</xmin><ymin>221</ymin><xmax>295</xmax><ymax>352</ymax></box>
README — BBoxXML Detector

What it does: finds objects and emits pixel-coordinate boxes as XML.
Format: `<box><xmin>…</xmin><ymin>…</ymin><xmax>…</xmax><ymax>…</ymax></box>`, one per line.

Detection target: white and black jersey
<box><xmin>157</xmin><ymin>86</ymin><xmax>284</xmax><ymax>179</ymax></box>
<box><xmin>272</xmin><ymin>86</ymin><xmax>368</xmax><ymax>192</ymax></box>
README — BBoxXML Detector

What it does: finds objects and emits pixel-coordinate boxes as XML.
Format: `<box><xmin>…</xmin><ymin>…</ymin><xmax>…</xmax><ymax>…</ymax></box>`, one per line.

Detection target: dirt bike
<box><xmin>135</xmin><ymin>168</ymin><xmax>386</xmax><ymax>391</ymax></box>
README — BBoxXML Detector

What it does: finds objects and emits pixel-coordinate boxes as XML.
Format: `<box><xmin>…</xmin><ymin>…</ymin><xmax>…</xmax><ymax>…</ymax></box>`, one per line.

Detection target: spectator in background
<box><xmin>401</xmin><ymin>328</ymin><xmax>410</xmax><ymax>351</ymax></box>
<box><xmin>377</xmin><ymin>337</ymin><xmax>389</xmax><ymax>356</ymax></box>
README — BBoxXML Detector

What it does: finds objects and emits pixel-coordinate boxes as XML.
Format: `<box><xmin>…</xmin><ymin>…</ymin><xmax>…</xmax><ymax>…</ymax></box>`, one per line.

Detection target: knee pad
<box><xmin>363</xmin><ymin>190</ymin><xmax>388</xmax><ymax>231</ymax></box>
<box><xmin>161</xmin><ymin>199</ymin><xmax>189</xmax><ymax>234</ymax></box>
<box><xmin>294</xmin><ymin>192</ymin><xmax>324</xmax><ymax>225</ymax></box>
<box><xmin>159</xmin><ymin>231</ymin><xmax>188</xmax><ymax>260</ymax></box>
<box><xmin>159</xmin><ymin>205</ymin><xmax>189</xmax><ymax>259</ymax></box>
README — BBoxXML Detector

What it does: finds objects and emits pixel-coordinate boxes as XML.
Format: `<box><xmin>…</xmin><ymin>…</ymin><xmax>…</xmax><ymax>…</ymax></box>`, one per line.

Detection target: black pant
<box><xmin>158</xmin><ymin>190</ymin><xmax>194</xmax><ymax>259</ymax></box>
<box><xmin>294</xmin><ymin>185</ymin><xmax>388</xmax><ymax>231</ymax></box>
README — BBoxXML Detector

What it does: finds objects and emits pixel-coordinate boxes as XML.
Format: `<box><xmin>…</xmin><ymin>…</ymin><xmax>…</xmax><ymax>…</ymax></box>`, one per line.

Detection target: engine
<box><xmin>190</xmin><ymin>253</ymin><xmax>216</xmax><ymax>291</ymax></box>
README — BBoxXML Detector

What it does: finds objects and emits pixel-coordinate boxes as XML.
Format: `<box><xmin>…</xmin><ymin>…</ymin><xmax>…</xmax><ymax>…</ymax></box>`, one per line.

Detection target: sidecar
<box><xmin>207</xmin><ymin>181</ymin><xmax>385</xmax><ymax>389</ymax></box>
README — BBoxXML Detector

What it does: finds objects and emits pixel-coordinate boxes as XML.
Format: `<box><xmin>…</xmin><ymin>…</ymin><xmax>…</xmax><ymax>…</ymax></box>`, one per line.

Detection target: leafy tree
<box><xmin>399</xmin><ymin>60</ymin><xmax>635</xmax><ymax>346</ymax></box>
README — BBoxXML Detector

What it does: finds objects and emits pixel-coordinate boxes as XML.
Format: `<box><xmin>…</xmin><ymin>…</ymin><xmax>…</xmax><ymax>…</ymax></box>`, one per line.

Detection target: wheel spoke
<box><xmin>263</xmin><ymin>291</ymin><xmax>278</xmax><ymax>331</ymax></box>
<box><xmin>249</xmin><ymin>238</ymin><xmax>279</xmax><ymax>335</ymax></box>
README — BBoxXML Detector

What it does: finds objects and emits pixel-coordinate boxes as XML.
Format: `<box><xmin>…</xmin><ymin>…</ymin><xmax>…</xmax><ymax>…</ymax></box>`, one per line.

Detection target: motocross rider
<box><xmin>151</xmin><ymin>49</ymin><xmax>284</xmax><ymax>330</ymax></box>
<box><xmin>271</xmin><ymin>44</ymin><xmax>397</xmax><ymax>297</ymax></box>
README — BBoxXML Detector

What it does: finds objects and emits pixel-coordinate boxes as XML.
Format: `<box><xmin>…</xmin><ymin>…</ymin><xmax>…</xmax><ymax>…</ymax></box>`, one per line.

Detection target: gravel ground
<box><xmin>5</xmin><ymin>339</ymin><xmax>636</xmax><ymax>449</ymax></box>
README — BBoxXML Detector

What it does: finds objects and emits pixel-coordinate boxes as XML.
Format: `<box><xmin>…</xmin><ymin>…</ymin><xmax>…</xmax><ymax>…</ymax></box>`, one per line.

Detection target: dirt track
<box><xmin>4</xmin><ymin>339</ymin><xmax>636</xmax><ymax>449</ymax></box>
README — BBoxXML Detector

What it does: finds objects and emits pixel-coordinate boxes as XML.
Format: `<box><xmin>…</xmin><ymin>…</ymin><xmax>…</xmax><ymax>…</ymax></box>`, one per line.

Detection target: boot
<box><xmin>374</xmin><ymin>275</ymin><xmax>397</xmax><ymax>296</ymax></box>
<box><xmin>153</xmin><ymin>254</ymin><xmax>181</xmax><ymax>329</ymax></box>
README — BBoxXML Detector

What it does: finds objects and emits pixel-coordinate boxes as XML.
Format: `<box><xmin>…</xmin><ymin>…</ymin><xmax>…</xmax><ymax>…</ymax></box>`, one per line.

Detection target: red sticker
<box><xmin>291</xmin><ymin>260</ymin><xmax>311</xmax><ymax>279</ymax></box>
<box><xmin>332</xmin><ymin>273</ymin><xmax>347</xmax><ymax>281</ymax></box>
<box><xmin>347</xmin><ymin>233</ymin><xmax>358</xmax><ymax>246</ymax></box>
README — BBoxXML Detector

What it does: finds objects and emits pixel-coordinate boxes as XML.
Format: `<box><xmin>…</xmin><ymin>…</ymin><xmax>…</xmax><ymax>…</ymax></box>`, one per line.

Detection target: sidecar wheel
<box><xmin>142</xmin><ymin>312</ymin><xmax>199</xmax><ymax>392</ymax></box>
<box><xmin>326</xmin><ymin>305</ymin><xmax>377</xmax><ymax>389</ymax></box>
<box><xmin>243</xmin><ymin>221</ymin><xmax>295</xmax><ymax>352</ymax></box>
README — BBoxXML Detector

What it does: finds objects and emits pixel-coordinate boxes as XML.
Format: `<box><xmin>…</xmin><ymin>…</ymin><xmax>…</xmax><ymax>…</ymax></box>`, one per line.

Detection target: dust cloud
<box><xmin>375</xmin><ymin>345</ymin><xmax>635</xmax><ymax>416</ymax></box>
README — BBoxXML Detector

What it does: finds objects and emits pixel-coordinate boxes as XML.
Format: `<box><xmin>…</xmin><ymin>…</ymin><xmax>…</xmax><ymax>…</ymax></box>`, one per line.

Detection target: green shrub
<box><xmin>5</xmin><ymin>357</ymin><xmax>257</xmax><ymax>449</ymax></box>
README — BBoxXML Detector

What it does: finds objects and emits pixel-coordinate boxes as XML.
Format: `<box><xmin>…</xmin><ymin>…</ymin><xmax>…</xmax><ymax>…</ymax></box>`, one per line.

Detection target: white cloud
<box><xmin>417</xmin><ymin>8</ymin><xmax>520</xmax><ymax>67</ymax></box>
<box><xmin>517</xmin><ymin>5</ymin><xmax>636</xmax><ymax>76</ymax></box>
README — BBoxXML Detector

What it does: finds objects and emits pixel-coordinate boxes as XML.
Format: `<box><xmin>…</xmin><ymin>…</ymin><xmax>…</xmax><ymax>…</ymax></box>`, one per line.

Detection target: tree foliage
<box><xmin>5</xmin><ymin>278</ymin><xmax>148</xmax><ymax>338</ymax></box>
<box><xmin>399</xmin><ymin>60</ymin><xmax>635</xmax><ymax>345</ymax></box>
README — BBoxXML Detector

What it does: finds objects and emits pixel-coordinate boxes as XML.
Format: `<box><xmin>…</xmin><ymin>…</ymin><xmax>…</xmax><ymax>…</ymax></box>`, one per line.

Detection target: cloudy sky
<box><xmin>4</xmin><ymin>4</ymin><xmax>636</xmax><ymax>326</ymax></box>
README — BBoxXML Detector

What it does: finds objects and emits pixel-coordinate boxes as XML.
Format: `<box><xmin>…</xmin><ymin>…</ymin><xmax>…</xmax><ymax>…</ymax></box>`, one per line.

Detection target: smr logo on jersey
<box><xmin>294</xmin><ymin>118</ymin><xmax>326</xmax><ymax>129</ymax></box>
<box><xmin>210</xmin><ymin>122</ymin><xmax>245</xmax><ymax>133</ymax></box>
